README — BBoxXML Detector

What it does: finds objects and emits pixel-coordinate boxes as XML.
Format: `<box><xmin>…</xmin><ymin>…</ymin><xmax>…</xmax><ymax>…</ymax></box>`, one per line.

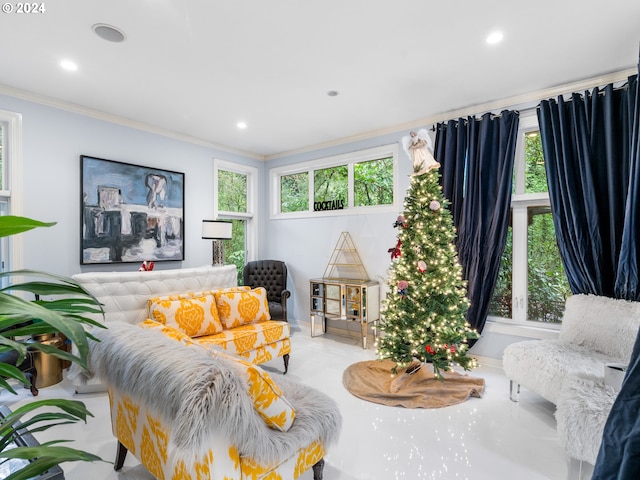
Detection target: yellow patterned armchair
<box><xmin>76</xmin><ymin>322</ymin><xmax>341</xmax><ymax>480</ymax></box>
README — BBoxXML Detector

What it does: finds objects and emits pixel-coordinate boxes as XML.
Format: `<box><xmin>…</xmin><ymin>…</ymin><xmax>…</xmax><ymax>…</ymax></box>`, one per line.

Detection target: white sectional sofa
<box><xmin>503</xmin><ymin>294</ymin><xmax>640</xmax><ymax>464</ymax></box>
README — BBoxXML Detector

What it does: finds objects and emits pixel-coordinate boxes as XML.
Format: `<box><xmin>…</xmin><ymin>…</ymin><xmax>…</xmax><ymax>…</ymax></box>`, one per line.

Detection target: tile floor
<box><xmin>2</xmin><ymin>328</ymin><xmax>595</xmax><ymax>480</ymax></box>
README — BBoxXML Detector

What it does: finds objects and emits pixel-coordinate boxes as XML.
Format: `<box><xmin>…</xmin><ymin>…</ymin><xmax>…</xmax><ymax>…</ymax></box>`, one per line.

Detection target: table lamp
<box><xmin>202</xmin><ymin>220</ymin><xmax>233</xmax><ymax>266</ymax></box>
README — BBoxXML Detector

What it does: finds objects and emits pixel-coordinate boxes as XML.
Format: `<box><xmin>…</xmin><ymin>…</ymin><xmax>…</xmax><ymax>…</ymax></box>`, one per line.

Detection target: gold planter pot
<box><xmin>28</xmin><ymin>334</ymin><xmax>64</xmax><ymax>388</ymax></box>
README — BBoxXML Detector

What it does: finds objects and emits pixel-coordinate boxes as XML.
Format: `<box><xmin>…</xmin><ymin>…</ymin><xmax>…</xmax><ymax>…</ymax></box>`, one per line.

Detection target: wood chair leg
<box><xmin>283</xmin><ymin>353</ymin><xmax>290</xmax><ymax>374</ymax></box>
<box><xmin>312</xmin><ymin>458</ymin><xmax>325</xmax><ymax>480</ymax></box>
<box><xmin>114</xmin><ymin>441</ymin><xmax>128</xmax><ymax>471</ymax></box>
<box><xmin>24</xmin><ymin>371</ymin><xmax>38</xmax><ymax>396</ymax></box>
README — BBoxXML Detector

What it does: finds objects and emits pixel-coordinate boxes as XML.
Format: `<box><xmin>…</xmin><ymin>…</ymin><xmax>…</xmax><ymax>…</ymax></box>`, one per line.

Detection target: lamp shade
<box><xmin>202</xmin><ymin>220</ymin><xmax>233</xmax><ymax>239</ymax></box>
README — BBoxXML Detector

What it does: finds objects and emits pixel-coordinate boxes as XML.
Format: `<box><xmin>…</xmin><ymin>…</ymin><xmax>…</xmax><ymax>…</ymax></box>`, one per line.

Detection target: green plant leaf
<box><xmin>1</xmin><ymin>399</ymin><xmax>92</xmax><ymax>426</ymax></box>
<box><xmin>0</xmin><ymin>445</ymin><xmax>104</xmax><ymax>480</ymax></box>
<box><xmin>0</xmin><ymin>364</ymin><xmax>29</xmax><ymax>393</ymax></box>
<box><xmin>0</xmin><ymin>216</ymin><xmax>56</xmax><ymax>239</ymax></box>
<box><xmin>25</xmin><ymin>342</ymin><xmax>83</xmax><ymax>365</ymax></box>
<box><xmin>0</xmin><ymin>294</ymin><xmax>91</xmax><ymax>369</ymax></box>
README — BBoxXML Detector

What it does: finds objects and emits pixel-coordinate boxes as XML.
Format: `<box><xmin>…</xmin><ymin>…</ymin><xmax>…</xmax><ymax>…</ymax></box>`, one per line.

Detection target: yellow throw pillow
<box><xmin>212</xmin><ymin>350</ymin><xmax>295</xmax><ymax>432</ymax></box>
<box><xmin>147</xmin><ymin>291</ymin><xmax>223</xmax><ymax>337</ymax></box>
<box><xmin>214</xmin><ymin>287</ymin><xmax>271</xmax><ymax>330</ymax></box>
<box><xmin>139</xmin><ymin>319</ymin><xmax>295</xmax><ymax>432</ymax></box>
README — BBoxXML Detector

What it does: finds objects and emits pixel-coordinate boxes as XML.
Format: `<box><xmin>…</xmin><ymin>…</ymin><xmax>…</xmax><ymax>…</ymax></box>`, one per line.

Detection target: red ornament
<box><xmin>425</xmin><ymin>345</ymin><xmax>435</xmax><ymax>355</ymax></box>
<box><xmin>450</xmin><ymin>345</ymin><xmax>457</xmax><ymax>353</ymax></box>
<box><xmin>388</xmin><ymin>239</ymin><xmax>402</xmax><ymax>260</ymax></box>
<box><xmin>417</xmin><ymin>260</ymin><xmax>427</xmax><ymax>272</ymax></box>
<box><xmin>138</xmin><ymin>261</ymin><xmax>155</xmax><ymax>271</ymax></box>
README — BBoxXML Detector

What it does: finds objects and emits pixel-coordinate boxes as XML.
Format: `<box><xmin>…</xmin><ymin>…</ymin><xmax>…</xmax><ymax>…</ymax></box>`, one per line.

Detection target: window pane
<box><xmin>527</xmin><ymin>208</ymin><xmax>570</xmax><ymax>323</ymax></box>
<box><xmin>489</xmin><ymin>226</ymin><xmax>513</xmax><ymax>319</ymax></box>
<box><xmin>525</xmin><ymin>132</ymin><xmax>547</xmax><ymax>193</ymax></box>
<box><xmin>314</xmin><ymin>165</ymin><xmax>347</xmax><ymax>206</ymax></box>
<box><xmin>354</xmin><ymin>157</ymin><xmax>393</xmax><ymax>207</ymax></box>
<box><xmin>218</xmin><ymin>170</ymin><xmax>247</xmax><ymax>213</ymax></box>
<box><xmin>281</xmin><ymin>172</ymin><xmax>309</xmax><ymax>213</ymax></box>
<box><xmin>223</xmin><ymin>218</ymin><xmax>246</xmax><ymax>284</ymax></box>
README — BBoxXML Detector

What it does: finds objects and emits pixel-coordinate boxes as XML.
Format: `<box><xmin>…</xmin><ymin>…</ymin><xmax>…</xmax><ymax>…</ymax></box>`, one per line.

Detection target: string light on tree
<box><xmin>376</xmin><ymin>129</ymin><xmax>479</xmax><ymax>378</ymax></box>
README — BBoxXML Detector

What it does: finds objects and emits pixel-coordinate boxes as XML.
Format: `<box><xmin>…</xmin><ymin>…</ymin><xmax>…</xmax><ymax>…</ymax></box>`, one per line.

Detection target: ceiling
<box><xmin>1</xmin><ymin>1</ymin><xmax>639</xmax><ymax>159</ymax></box>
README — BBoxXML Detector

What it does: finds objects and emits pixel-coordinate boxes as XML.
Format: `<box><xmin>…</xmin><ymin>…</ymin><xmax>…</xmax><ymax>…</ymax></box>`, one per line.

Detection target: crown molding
<box><xmin>0</xmin><ymin>84</ymin><xmax>265</xmax><ymax>161</ymax></box>
<box><xmin>1</xmin><ymin>67</ymin><xmax>636</xmax><ymax>163</ymax></box>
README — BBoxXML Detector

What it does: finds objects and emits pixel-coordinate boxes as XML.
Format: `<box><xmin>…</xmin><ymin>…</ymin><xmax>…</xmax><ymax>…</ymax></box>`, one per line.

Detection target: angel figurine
<box><xmin>401</xmin><ymin>129</ymin><xmax>440</xmax><ymax>175</ymax></box>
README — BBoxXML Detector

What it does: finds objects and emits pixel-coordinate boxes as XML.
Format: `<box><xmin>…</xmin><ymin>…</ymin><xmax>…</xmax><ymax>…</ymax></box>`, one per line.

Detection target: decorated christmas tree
<box><xmin>376</xmin><ymin>130</ymin><xmax>478</xmax><ymax>378</ymax></box>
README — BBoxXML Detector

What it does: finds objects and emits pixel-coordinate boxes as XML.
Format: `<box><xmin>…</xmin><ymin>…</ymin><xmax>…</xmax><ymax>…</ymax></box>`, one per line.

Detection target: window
<box><xmin>280</xmin><ymin>172</ymin><xmax>308</xmax><ymax>213</ymax></box>
<box><xmin>488</xmin><ymin>112</ymin><xmax>570</xmax><ymax>325</ymax></box>
<box><xmin>214</xmin><ymin>160</ymin><xmax>257</xmax><ymax>282</ymax></box>
<box><xmin>270</xmin><ymin>144</ymin><xmax>399</xmax><ymax>219</ymax></box>
<box><xmin>354</xmin><ymin>157</ymin><xmax>394</xmax><ymax>207</ymax></box>
<box><xmin>314</xmin><ymin>165</ymin><xmax>347</xmax><ymax>209</ymax></box>
<box><xmin>0</xmin><ymin>110</ymin><xmax>23</xmax><ymax>282</ymax></box>
<box><xmin>217</xmin><ymin>170</ymin><xmax>247</xmax><ymax>213</ymax></box>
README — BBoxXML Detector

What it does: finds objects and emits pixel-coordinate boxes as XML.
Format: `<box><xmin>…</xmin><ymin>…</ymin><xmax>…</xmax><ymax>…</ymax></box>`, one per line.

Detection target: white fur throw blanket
<box><xmin>69</xmin><ymin>322</ymin><xmax>341</xmax><ymax>464</ymax></box>
<box><xmin>555</xmin><ymin>373</ymin><xmax>617</xmax><ymax>464</ymax></box>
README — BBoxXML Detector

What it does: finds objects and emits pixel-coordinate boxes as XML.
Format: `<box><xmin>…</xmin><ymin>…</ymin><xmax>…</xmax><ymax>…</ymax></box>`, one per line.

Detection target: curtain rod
<box><xmin>433</xmin><ymin>73</ymin><xmax>636</xmax><ymax>129</ymax></box>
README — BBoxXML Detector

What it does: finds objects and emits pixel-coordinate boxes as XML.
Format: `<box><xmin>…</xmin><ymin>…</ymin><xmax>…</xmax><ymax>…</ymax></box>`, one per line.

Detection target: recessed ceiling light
<box><xmin>327</xmin><ymin>90</ymin><xmax>339</xmax><ymax>97</ymax></box>
<box><xmin>60</xmin><ymin>60</ymin><xmax>78</xmax><ymax>72</ymax></box>
<box><xmin>92</xmin><ymin>23</ymin><xmax>126</xmax><ymax>43</ymax></box>
<box><xmin>237</xmin><ymin>121</ymin><xmax>247</xmax><ymax>129</ymax></box>
<box><xmin>486</xmin><ymin>31</ymin><xmax>504</xmax><ymax>44</ymax></box>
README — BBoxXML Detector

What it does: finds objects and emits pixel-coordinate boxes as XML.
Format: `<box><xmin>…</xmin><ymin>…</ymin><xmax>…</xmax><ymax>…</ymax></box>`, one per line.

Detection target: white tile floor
<box><xmin>2</xmin><ymin>328</ymin><xmax>594</xmax><ymax>480</ymax></box>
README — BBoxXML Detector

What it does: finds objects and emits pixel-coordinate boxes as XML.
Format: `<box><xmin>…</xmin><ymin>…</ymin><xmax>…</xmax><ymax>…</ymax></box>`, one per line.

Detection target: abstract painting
<box><xmin>80</xmin><ymin>155</ymin><xmax>185</xmax><ymax>264</ymax></box>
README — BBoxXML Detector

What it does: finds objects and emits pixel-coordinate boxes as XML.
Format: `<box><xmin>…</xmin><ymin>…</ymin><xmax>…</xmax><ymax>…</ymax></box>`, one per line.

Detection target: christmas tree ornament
<box><xmin>397</xmin><ymin>280</ymin><xmax>408</xmax><ymax>298</ymax></box>
<box><xmin>388</xmin><ymin>238</ymin><xmax>402</xmax><ymax>260</ymax></box>
<box><xmin>401</xmin><ymin>129</ymin><xmax>440</xmax><ymax>176</ymax></box>
<box><xmin>393</xmin><ymin>214</ymin><xmax>407</xmax><ymax>228</ymax></box>
<box><xmin>417</xmin><ymin>260</ymin><xmax>427</xmax><ymax>273</ymax></box>
<box><xmin>429</xmin><ymin>200</ymin><xmax>441</xmax><ymax>211</ymax></box>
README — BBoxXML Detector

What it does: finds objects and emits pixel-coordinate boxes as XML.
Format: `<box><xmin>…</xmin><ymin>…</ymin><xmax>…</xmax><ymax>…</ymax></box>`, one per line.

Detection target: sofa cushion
<box><xmin>195</xmin><ymin>321</ymin><xmax>290</xmax><ymax>356</ymax></box>
<box><xmin>215</xmin><ymin>287</ymin><xmax>271</xmax><ymax>329</ymax></box>
<box><xmin>503</xmin><ymin>338</ymin><xmax>614</xmax><ymax>404</ymax></box>
<box><xmin>136</xmin><ymin>320</ymin><xmax>295</xmax><ymax>432</ymax></box>
<box><xmin>147</xmin><ymin>291</ymin><xmax>223</xmax><ymax>337</ymax></box>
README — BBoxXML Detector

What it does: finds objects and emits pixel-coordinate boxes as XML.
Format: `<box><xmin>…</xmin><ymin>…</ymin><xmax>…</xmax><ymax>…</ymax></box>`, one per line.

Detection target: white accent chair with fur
<box><xmin>503</xmin><ymin>294</ymin><xmax>640</xmax><ymax>465</ymax></box>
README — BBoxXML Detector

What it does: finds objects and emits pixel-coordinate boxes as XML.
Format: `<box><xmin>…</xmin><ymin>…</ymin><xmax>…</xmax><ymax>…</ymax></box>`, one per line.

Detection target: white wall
<box><xmin>263</xmin><ymin>134</ymin><xmax>415</xmax><ymax>329</ymax></box>
<box><xmin>0</xmin><ymin>93</ymin><xmax>263</xmax><ymax>277</ymax></box>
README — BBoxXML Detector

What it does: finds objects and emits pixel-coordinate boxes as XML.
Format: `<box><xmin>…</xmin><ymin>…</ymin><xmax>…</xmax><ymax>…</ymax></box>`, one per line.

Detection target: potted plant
<box><xmin>0</xmin><ymin>215</ymin><xmax>105</xmax><ymax>479</ymax></box>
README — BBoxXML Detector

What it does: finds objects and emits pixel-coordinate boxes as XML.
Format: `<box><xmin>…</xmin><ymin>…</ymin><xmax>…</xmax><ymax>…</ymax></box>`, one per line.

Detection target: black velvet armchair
<box><xmin>242</xmin><ymin>260</ymin><xmax>291</xmax><ymax>322</ymax></box>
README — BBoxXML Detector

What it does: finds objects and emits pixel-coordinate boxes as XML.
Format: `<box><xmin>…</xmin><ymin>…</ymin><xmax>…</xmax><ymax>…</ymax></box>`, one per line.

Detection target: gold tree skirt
<box><xmin>343</xmin><ymin>359</ymin><xmax>485</xmax><ymax>408</ymax></box>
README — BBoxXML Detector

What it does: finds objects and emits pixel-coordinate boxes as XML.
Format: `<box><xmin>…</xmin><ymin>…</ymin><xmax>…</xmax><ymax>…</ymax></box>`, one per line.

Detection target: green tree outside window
<box><xmin>281</xmin><ymin>172</ymin><xmax>308</xmax><ymax>213</ymax></box>
<box><xmin>354</xmin><ymin>157</ymin><xmax>393</xmax><ymax>207</ymax></box>
<box><xmin>218</xmin><ymin>170</ymin><xmax>247</xmax><ymax>213</ymax></box>
<box><xmin>314</xmin><ymin>166</ymin><xmax>347</xmax><ymax>206</ymax></box>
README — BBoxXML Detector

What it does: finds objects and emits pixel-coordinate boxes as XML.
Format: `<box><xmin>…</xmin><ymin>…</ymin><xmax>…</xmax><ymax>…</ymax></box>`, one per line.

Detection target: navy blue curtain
<box><xmin>434</xmin><ymin>111</ymin><xmax>520</xmax><ymax>334</ymax></box>
<box><xmin>593</xmin><ymin>326</ymin><xmax>640</xmax><ymax>478</ymax></box>
<box><xmin>537</xmin><ymin>74</ymin><xmax>640</xmax><ymax>300</ymax></box>
<box><xmin>615</xmin><ymin>73</ymin><xmax>640</xmax><ymax>300</ymax></box>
